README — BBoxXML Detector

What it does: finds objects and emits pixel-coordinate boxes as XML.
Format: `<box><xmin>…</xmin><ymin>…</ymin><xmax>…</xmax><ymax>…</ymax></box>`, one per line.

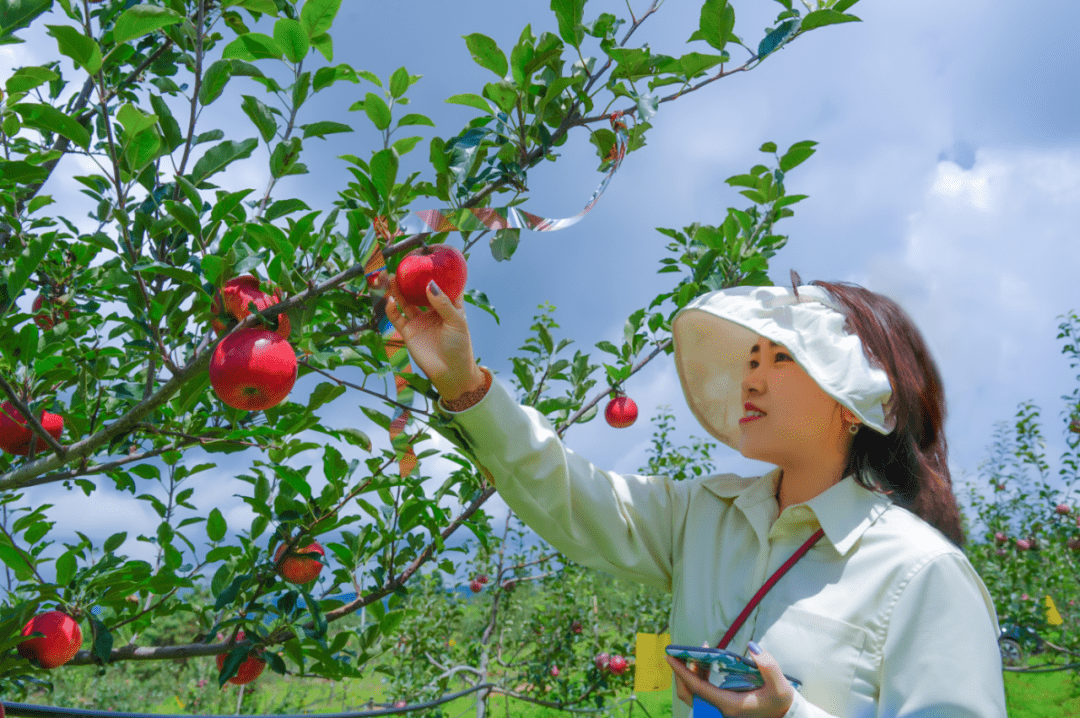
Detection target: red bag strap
<box><xmin>716</xmin><ymin>527</ymin><xmax>826</xmax><ymax>650</ymax></box>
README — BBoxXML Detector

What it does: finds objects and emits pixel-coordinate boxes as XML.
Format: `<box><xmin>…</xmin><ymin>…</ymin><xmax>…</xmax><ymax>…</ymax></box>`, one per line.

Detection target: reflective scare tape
<box><xmin>363</xmin><ymin>114</ymin><xmax>630</xmax><ymax>479</ymax></box>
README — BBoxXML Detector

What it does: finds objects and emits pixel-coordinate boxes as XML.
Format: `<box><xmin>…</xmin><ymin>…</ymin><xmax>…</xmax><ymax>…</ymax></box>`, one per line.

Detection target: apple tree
<box><xmin>958</xmin><ymin>309</ymin><xmax>1080</xmax><ymax>672</ymax></box>
<box><xmin>0</xmin><ymin>0</ymin><xmax>862</xmax><ymax>701</ymax></box>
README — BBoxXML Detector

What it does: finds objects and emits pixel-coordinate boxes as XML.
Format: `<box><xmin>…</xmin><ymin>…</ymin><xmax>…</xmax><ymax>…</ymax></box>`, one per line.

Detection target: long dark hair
<box><xmin>790</xmin><ymin>272</ymin><xmax>966</xmax><ymax>548</ymax></box>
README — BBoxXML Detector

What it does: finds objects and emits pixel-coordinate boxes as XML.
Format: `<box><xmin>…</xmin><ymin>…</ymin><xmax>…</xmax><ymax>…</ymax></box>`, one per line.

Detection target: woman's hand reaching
<box><xmin>384</xmin><ymin>276</ymin><xmax>485</xmax><ymax>401</ymax></box>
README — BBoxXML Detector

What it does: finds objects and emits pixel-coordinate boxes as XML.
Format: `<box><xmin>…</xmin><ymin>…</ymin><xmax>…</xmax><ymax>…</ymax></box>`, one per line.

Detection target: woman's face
<box><xmin>737</xmin><ymin>336</ymin><xmax>849</xmax><ymax>466</ymax></box>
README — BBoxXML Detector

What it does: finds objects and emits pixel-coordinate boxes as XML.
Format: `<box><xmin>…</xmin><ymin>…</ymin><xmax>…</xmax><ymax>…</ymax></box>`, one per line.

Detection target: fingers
<box><xmin>387</xmin><ymin>275</ymin><xmax>419</xmax><ymax>321</ymax></box>
<box><xmin>426</xmin><ymin>281</ymin><xmax>468</xmax><ymax>328</ymax></box>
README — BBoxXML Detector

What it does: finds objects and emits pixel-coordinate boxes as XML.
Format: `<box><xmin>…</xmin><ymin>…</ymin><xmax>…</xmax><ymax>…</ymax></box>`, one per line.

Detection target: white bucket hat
<box><xmin>671</xmin><ymin>284</ymin><xmax>895</xmax><ymax>451</ymax></box>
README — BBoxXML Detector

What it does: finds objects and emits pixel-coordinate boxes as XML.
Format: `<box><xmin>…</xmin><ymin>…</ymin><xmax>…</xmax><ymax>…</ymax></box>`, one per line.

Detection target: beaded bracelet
<box><xmin>439</xmin><ymin>367</ymin><xmax>492</xmax><ymax>412</ymax></box>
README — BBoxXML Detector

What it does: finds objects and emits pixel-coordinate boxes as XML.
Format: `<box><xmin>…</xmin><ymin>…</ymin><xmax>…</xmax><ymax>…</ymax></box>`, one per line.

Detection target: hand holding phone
<box><xmin>664</xmin><ymin>644</ymin><xmax>802</xmax><ymax>693</ymax></box>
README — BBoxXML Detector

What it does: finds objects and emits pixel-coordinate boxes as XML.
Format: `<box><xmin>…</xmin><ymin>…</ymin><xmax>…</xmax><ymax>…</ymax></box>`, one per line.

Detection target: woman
<box><xmin>383</xmin><ymin>272</ymin><xmax>1007</xmax><ymax>718</ymax></box>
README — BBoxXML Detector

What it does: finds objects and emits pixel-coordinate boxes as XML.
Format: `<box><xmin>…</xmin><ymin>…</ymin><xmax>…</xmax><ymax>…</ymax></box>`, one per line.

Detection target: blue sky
<box><xmin>4</xmin><ymin>0</ymin><xmax>1080</xmax><ymax>583</ymax></box>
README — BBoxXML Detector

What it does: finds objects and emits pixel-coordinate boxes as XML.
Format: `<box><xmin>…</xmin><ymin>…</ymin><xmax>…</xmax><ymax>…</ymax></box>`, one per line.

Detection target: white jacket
<box><xmin>441</xmin><ymin>372</ymin><xmax>1008</xmax><ymax>718</ymax></box>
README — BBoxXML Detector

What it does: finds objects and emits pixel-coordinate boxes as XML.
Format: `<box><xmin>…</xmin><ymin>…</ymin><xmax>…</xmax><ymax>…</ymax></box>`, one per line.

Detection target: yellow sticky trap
<box><xmin>633</xmin><ymin>632</ymin><xmax>672</xmax><ymax>692</ymax></box>
<box><xmin>175</xmin><ymin>697</ymin><xmax>185</xmax><ymax>709</ymax></box>
<box><xmin>1045</xmin><ymin>595</ymin><xmax>1063</xmax><ymax>626</ymax></box>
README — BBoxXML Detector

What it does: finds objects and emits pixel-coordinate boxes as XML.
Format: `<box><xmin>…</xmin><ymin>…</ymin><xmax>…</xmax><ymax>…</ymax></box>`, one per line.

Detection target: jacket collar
<box><xmin>703</xmin><ymin>467</ymin><xmax>894</xmax><ymax>557</ymax></box>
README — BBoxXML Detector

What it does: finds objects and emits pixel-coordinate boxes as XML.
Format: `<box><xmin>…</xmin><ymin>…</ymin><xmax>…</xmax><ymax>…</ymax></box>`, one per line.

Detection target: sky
<box><xmin>3</xmin><ymin>0</ymin><xmax>1080</xmax><ymax>588</ymax></box>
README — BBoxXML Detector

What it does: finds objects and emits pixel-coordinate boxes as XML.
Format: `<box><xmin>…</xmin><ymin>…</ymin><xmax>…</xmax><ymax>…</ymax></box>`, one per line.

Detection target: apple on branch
<box><xmin>18</xmin><ymin>610</ymin><xmax>83</xmax><ymax>669</ymax></box>
<box><xmin>209</xmin><ymin>329</ymin><xmax>297</xmax><ymax>411</ymax></box>
<box><xmin>32</xmin><ymin>294</ymin><xmax>71</xmax><ymax>330</ymax></box>
<box><xmin>604</xmin><ymin>393</ymin><xmax>638</xmax><ymax>429</ymax></box>
<box><xmin>210</xmin><ymin>275</ymin><xmax>291</xmax><ymax>339</ymax></box>
<box><xmin>0</xmin><ymin>401</ymin><xmax>64</xmax><ymax>456</ymax></box>
<box><xmin>395</xmin><ymin>244</ymin><xmax>468</xmax><ymax>308</ymax></box>
<box><xmin>273</xmin><ymin>540</ymin><xmax>325</xmax><ymax>584</ymax></box>
<box><xmin>215</xmin><ymin>630</ymin><xmax>266</xmax><ymax>686</ymax></box>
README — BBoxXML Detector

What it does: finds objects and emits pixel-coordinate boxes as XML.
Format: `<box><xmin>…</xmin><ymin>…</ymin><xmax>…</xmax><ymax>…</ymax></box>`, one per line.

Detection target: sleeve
<box><xmin>876</xmin><ymin>552</ymin><xmax>1008</xmax><ymax>718</ymax></box>
<box><xmin>440</xmin><ymin>371</ymin><xmax>685</xmax><ymax>590</ymax></box>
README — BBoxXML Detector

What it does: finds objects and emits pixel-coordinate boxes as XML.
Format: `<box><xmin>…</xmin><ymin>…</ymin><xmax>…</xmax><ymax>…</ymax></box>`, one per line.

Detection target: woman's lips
<box><xmin>739</xmin><ymin>415</ymin><xmax>764</xmax><ymax>424</ymax></box>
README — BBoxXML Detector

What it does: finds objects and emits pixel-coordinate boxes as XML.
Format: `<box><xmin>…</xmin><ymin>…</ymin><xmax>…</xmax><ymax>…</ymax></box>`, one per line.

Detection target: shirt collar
<box><xmin>704</xmin><ymin>467</ymin><xmax>894</xmax><ymax>557</ymax></box>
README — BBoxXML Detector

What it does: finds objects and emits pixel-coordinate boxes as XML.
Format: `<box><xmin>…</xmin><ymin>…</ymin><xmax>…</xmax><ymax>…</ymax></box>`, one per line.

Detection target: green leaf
<box><xmin>54</xmin><ymin>551</ymin><xmax>76</xmax><ymax>587</ymax></box>
<box><xmin>397</xmin><ymin>113</ymin><xmax>435</xmax><ymax>128</ymax></box>
<box><xmin>46</xmin><ymin>24</ymin><xmax>102</xmax><ymax>74</ymax></box>
<box><xmin>550</xmin><ymin>0</ymin><xmax>585</xmax><ymax>47</ymax></box>
<box><xmin>222</xmin><ymin>0</ymin><xmax>278</xmax><ymax>15</ymax></box>
<box><xmin>241</xmin><ymin>95</ymin><xmax>278</xmax><ymax>142</ymax></box>
<box><xmin>265</xmin><ymin>198</ymin><xmax>309</xmax><ymax>221</ymax></box>
<box><xmin>310</xmin><ymin>32</ymin><xmax>333</xmax><ymax>61</ymax></box>
<box><xmin>391</xmin><ymin>136</ymin><xmax>422</xmax><ymax>155</ymax></box>
<box><xmin>697</xmin><ymin>0</ymin><xmax>735</xmax><ymax>53</ymax></box>
<box><xmin>18</xmin><ymin>324</ymin><xmax>38</xmax><ymax>367</ymax></box>
<box><xmin>800</xmin><ymin>9</ymin><xmax>861</xmax><ymax>31</ymax></box>
<box><xmin>277</xmin><ymin>466</ymin><xmax>312</xmax><ymax>501</ymax></box>
<box><xmin>313</xmin><ymin>63</ymin><xmax>357</xmax><ymax>91</ymax></box>
<box><xmin>164</xmin><ymin>199</ymin><xmax>201</xmax><ymax>238</ymax></box>
<box><xmin>679</xmin><ymin>52</ymin><xmax>725</xmax><ymax>77</ymax></box>
<box><xmin>389</xmin><ymin>66</ymin><xmax>409</xmax><ymax>99</ymax></box>
<box><xmin>0</xmin><ymin>160</ymin><xmax>49</xmax><ymax>182</ymax></box>
<box><xmin>12</xmin><ymin>103</ymin><xmax>90</xmax><ymax>150</ymax></box>
<box><xmin>0</xmin><ymin>544</ymin><xmax>33</xmax><ymax>579</ymax></box>
<box><xmin>133</xmin><ymin>261</ymin><xmax>201</xmax><ymax>287</ymax></box>
<box><xmin>201</xmin><ymin>255</ymin><xmax>225</xmax><ymax>286</ymax></box>
<box><xmin>0</xmin><ymin>0</ymin><xmax>53</xmax><ymax>42</ymax></box>
<box><xmin>445</xmin><ymin>93</ymin><xmax>492</xmax><ymax>114</ymax></box>
<box><xmin>300</xmin><ymin>0</ymin><xmax>341</xmax><ymax>38</ymax></box>
<box><xmin>490</xmin><ymin>228</ymin><xmax>520</xmax><ymax>262</ymax></box>
<box><xmin>102</xmin><ymin>531</ymin><xmax>126</xmax><ymax>553</ymax></box>
<box><xmin>301</xmin><ymin>120</ymin><xmax>352</xmax><ymax>139</ymax></box>
<box><xmin>369</xmin><ymin>148</ymin><xmax>398</xmax><ymax>200</ymax></box>
<box><xmin>207</xmin><ymin>508</ymin><xmax>227</xmax><ymax>542</ymax></box>
<box><xmin>274</xmin><ymin>18</ymin><xmax>309</xmax><ymax>63</ymax></box>
<box><xmin>214</xmin><ymin>574</ymin><xmax>250</xmax><ymax>610</ymax></box>
<box><xmin>462</xmin><ymin>33</ymin><xmax>508</xmax><ymax>77</ymax></box>
<box><xmin>91</xmin><ymin>617</ymin><xmax>112</xmax><ymax>666</ymax></box>
<box><xmin>222</xmin><ymin>33</ymin><xmax>283</xmax><ymax>61</ymax></box>
<box><xmin>5</xmin><ymin>66</ymin><xmax>59</xmax><ymax>94</ymax></box>
<box><xmin>483</xmin><ymin>81</ymin><xmax>517</xmax><ymax>114</ymax></box>
<box><xmin>5</xmin><ymin>233</ymin><xmax>54</xmax><ymax>309</ymax></box>
<box><xmin>363</xmin><ymin>92</ymin><xmax>391</xmax><ymax>131</ymax></box>
<box><xmin>200</xmin><ymin>59</ymin><xmax>265</xmax><ymax>106</ymax></box>
<box><xmin>125</xmin><ymin>129</ymin><xmax>161</xmax><ymax>168</ymax></box>
<box><xmin>113</xmin><ymin>5</ymin><xmax>182</xmax><ymax>44</ymax></box>
<box><xmin>758</xmin><ymin>20</ymin><xmax>798</xmax><ymax>59</ymax></box>
<box><xmin>307</xmin><ymin>382</ymin><xmax>346</xmax><ymax>411</ymax></box>
<box><xmin>778</xmin><ymin>140</ymin><xmax>817</xmax><ymax>171</ymax></box>
<box><xmin>190</xmin><ymin>138</ymin><xmax>259</xmax><ymax>184</ymax></box>
<box><xmin>116</xmin><ymin>103</ymin><xmax>158</xmax><ymax>136</ymax></box>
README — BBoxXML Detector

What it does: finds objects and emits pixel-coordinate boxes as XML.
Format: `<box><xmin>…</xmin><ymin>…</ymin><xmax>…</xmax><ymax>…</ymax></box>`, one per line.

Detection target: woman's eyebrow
<box><xmin>749</xmin><ymin>340</ymin><xmax>780</xmax><ymax>355</ymax></box>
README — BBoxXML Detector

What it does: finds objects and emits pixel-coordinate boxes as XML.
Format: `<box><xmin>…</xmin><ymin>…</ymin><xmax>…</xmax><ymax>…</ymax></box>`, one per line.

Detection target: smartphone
<box><xmin>664</xmin><ymin>645</ymin><xmax>803</xmax><ymax>693</ymax></box>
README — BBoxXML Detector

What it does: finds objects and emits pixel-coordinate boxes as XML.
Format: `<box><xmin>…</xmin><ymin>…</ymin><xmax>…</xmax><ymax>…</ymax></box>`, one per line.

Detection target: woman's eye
<box><xmin>776</xmin><ymin>352</ymin><xmax>791</xmax><ymax>361</ymax></box>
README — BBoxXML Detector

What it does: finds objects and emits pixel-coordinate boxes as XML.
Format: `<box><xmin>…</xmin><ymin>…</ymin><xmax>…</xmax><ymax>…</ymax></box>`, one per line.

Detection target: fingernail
<box><xmin>428</xmin><ymin>280</ymin><xmax>441</xmax><ymax>296</ymax></box>
<box><xmin>748</xmin><ymin>641</ymin><xmax>761</xmax><ymax>655</ymax></box>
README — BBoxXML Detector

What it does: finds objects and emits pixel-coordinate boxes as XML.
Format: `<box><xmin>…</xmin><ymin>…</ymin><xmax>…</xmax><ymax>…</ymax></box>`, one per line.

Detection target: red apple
<box><xmin>604</xmin><ymin>395</ymin><xmax>638</xmax><ymax>428</ymax></box>
<box><xmin>476</xmin><ymin>574</ymin><xmax>488</xmax><ymax>585</ymax></box>
<box><xmin>608</xmin><ymin>654</ymin><xmax>628</xmax><ymax>675</ymax></box>
<box><xmin>1016</xmin><ymin>538</ymin><xmax>1032</xmax><ymax>551</ymax></box>
<box><xmin>209</xmin><ymin>329</ymin><xmax>297</xmax><ymax>411</ymax></box>
<box><xmin>469</xmin><ymin>579</ymin><xmax>483</xmax><ymax>593</ymax></box>
<box><xmin>993</xmin><ymin>532</ymin><xmax>1007</xmax><ymax>544</ymax></box>
<box><xmin>594</xmin><ymin>652</ymin><xmax>610</xmax><ymax>671</ymax></box>
<box><xmin>210</xmin><ymin>276</ymin><xmax>291</xmax><ymax>339</ymax></box>
<box><xmin>571</xmin><ymin>620</ymin><xmax>583</xmax><ymax>634</ymax></box>
<box><xmin>18</xmin><ymin>610</ymin><xmax>82</xmax><ymax>669</ymax></box>
<box><xmin>32</xmin><ymin>294</ymin><xmax>71</xmax><ymax>330</ymax></box>
<box><xmin>0</xmin><ymin>402</ymin><xmax>64</xmax><ymax>456</ymax></box>
<box><xmin>215</xmin><ymin>630</ymin><xmax>266</xmax><ymax>685</ymax></box>
<box><xmin>273</xmin><ymin>541</ymin><xmax>325</xmax><ymax>584</ymax></box>
<box><xmin>1066</xmin><ymin>537</ymin><xmax>1080</xmax><ymax>551</ymax></box>
<box><xmin>550</xmin><ymin>665</ymin><xmax>560</xmax><ymax>677</ymax></box>
<box><xmin>395</xmin><ymin>244</ymin><xmax>467</xmax><ymax>309</ymax></box>
<box><xmin>1056</xmin><ymin>504</ymin><xmax>1072</xmax><ymax>515</ymax></box>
